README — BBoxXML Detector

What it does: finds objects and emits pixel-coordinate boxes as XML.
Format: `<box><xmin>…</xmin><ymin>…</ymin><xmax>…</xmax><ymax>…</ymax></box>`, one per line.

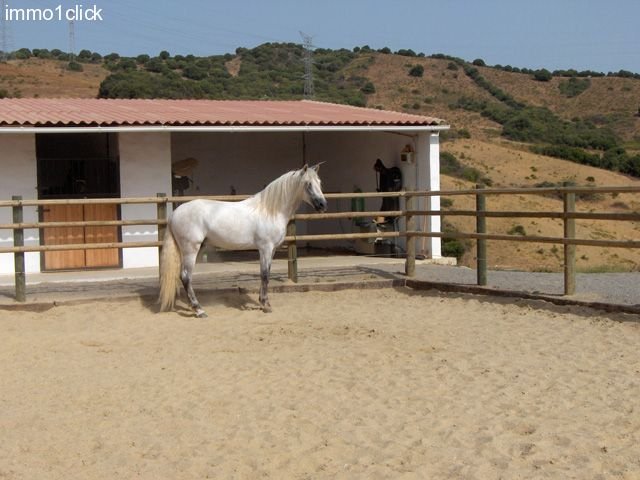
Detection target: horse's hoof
<box><xmin>262</xmin><ymin>305</ymin><xmax>272</xmax><ymax>313</ymax></box>
<box><xmin>196</xmin><ymin>311</ymin><xmax>208</xmax><ymax>318</ymax></box>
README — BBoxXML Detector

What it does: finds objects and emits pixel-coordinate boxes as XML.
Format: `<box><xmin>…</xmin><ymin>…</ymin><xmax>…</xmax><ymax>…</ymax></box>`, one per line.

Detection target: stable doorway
<box><xmin>36</xmin><ymin>133</ymin><xmax>121</xmax><ymax>270</ymax></box>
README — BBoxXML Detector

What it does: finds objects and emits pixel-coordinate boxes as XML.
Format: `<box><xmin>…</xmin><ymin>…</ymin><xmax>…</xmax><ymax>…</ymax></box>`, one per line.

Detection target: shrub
<box><xmin>114</xmin><ymin>58</ymin><xmax>137</xmax><ymax>71</ymax></box>
<box><xmin>360</xmin><ymin>81</ymin><xmax>376</xmax><ymax>94</ymax></box>
<box><xmin>508</xmin><ymin>225</ymin><xmax>527</xmax><ymax>236</ymax></box>
<box><xmin>32</xmin><ymin>49</ymin><xmax>52</xmax><ymax>59</ymax></box>
<box><xmin>408</xmin><ymin>64</ymin><xmax>424</xmax><ymax>77</ymax></box>
<box><xmin>472</xmin><ymin>58</ymin><xmax>486</xmax><ymax>66</ymax></box>
<box><xmin>442</xmin><ymin>238</ymin><xmax>466</xmax><ymax>260</ymax></box>
<box><xmin>396</xmin><ymin>49</ymin><xmax>417</xmax><ymax>57</ymax></box>
<box><xmin>559</xmin><ymin>77</ymin><xmax>591</xmax><ymax>97</ymax></box>
<box><xmin>103</xmin><ymin>52</ymin><xmax>120</xmax><ymax>62</ymax></box>
<box><xmin>440</xmin><ymin>151</ymin><xmax>491</xmax><ymax>185</ymax></box>
<box><xmin>66</xmin><ymin>61</ymin><xmax>83</xmax><ymax>72</ymax></box>
<box><xmin>145</xmin><ymin>57</ymin><xmax>167</xmax><ymax>73</ymax></box>
<box><xmin>182</xmin><ymin>65</ymin><xmax>208</xmax><ymax>80</ymax></box>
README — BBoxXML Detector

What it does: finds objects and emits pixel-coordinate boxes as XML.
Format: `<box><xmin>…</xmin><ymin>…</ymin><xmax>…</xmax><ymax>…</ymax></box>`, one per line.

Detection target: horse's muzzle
<box><xmin>314</xmin><ymin>198</ymin><xmax>328</xmax><ymax>213</ymax></box>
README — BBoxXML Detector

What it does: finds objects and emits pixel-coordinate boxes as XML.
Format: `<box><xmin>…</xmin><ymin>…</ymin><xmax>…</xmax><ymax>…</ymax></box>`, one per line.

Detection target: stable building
<box><xmin>0</xmin><ymin>98</ymin><xmax>448</xmax><ymax>274</ymax></box>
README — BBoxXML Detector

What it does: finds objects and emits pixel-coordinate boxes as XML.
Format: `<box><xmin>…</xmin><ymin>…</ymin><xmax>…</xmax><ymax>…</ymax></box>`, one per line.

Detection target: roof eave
<box><xmin>0</xmin><ymin>124</ymin><xmax>450</xmax><ymax>134</ymax></box>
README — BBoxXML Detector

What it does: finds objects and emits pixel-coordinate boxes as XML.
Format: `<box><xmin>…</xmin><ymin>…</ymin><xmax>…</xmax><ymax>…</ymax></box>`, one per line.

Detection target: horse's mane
<box><xmin>254</xmin><ymin>169</ymin><xmax>306</xmax><ymax>217</ymax></box>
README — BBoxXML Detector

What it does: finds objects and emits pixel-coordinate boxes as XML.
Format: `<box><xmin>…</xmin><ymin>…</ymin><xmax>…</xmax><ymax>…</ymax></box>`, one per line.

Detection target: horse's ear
<box><xmin>301</xmin><ymin>164</ymin><xmax>308</xmax><ymax>174</ymax></box>
<box><xmin>312</xmin><ymin>161</ymin><xmax>324</xmax><ymax>172</ymax></box>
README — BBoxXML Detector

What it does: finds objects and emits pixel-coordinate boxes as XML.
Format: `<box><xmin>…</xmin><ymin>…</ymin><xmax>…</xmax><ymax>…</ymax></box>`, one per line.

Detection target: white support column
<box><xmin>119</xmin><ymin>132</ymin><xmax>172</xmax><ymax>268</ymax></box>
<box><xmin>0</xmin><ymin>134</ymin><xmax>40</xmax><ymax>274</ymax></box>
<box><xmin>415</xmin><ymin>131</ymin><xmax>441</xmax><ymax>258</ymax></box>
<box><xmin>428</xmin><ymin>132</ymin><xmax>441</xmax><ymax>258</ymax></box>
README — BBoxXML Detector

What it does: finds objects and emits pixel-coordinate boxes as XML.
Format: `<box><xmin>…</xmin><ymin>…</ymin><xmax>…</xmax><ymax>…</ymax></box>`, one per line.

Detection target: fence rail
<box><xmin>2</xmin><ymin>185</ymin><xmax>640</xmax><ymax>302</ymax></box>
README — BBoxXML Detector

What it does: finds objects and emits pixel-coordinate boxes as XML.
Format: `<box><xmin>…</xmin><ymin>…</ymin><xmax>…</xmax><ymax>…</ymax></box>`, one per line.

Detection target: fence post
<box><xmin>563</xmin><ymin>192</ymin><xmax>576</xmax><ymax>295</ymax></box>
<box><xmin>157</xmin><ymin>193</ymin><xmax>167</xmax><ymax>274</ymax></box>
<box><xmin>287</xmin><ymin>219</ymin><xmax>298</xmax><ymax>283</ymax></box>
<box><xmin>405</xmin><ymin>193</ymin><xmax>416</xmax><ymax>277</ymax></box>
<box><xmin>475</xmin><ymin>185</ymin><xmax>487</xmax><ymax>286</ymax></box>
<box><xmin>12</xmin><ymin>195</ymin><xmax>25</xmax><ymax>302</ymax></box>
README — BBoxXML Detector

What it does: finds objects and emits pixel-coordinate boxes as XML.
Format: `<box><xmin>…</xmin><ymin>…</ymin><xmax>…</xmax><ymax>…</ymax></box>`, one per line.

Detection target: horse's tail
<box><xmin>158</xmin><ymin>224</ymin><xmax>182</xmax><ymax>312</ymax></box>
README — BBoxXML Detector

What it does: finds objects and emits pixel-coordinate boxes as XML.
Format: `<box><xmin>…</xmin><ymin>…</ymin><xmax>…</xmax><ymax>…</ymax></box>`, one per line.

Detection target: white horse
<box><xmin>159</xmin><ymin>164</ymin><xmax>327</xmax><ymax>317</ymax></box>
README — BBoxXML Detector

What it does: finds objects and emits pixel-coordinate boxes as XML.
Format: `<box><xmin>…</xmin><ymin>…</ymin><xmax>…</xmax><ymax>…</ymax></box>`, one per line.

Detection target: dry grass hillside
<box><xmin>364</xmin><ymin>53</ymin><xmax>640</xmax><ymax>146</ymax></box>
<box><xmin>480</xmin><ymin>66</ymin><xmax>640</xmax><ymax>144</ymax></box>
<box><xmin>438</xmin><ymin>139</ymin><xmax>640</xmax><ymax>272</ymax></box>
<box><xmin>0</xmin><ymin>58</ymin><xmax>107</xmax><ymax>98</ymax></box>
<box><xmin>364</xmin><ymin>54</ymin><xmax>501</xmax><ymax>138</ymax></box>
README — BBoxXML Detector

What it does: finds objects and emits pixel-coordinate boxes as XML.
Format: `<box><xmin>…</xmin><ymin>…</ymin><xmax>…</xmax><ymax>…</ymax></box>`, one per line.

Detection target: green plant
<box><xmin>361</xmin><ymin>81</ymin><xmax>375</xmax><ymax>94</ymax></box>
<box><xmin>408</xmin><ymin>65</ymin><xmax>424</xmax><ymax>77</ymax></box>
<box><xmin>558</xmin><ymin>77</ymin><xmax>591</xmax><ymax>97</ymax></box>
<box><xmin>508</xmin><ymin>225</ymin><xmax>527</xmax><ymax>236</ymax></box>
<box><xmin>442</xmin><ymin>238</ymin><xmax>466</xmax><ymax>260</ymax></box>
<box><xmin>440</xmin><ymin>198</ymin><xmax>454</xmax><ymax>208</ymax></box>
<box><xmin>440</xmin><ymin>151</ymin><xmax>491</xmax><ymax>185</ymax></box>
<box><xmin>66</xmin><ymin>61</ymin><xmax>83</xmax><ymax>72</ymax></box>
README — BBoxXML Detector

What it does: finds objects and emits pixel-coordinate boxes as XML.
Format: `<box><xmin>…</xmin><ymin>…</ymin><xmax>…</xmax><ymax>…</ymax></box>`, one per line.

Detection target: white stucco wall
<box><xmin>0</xmin><ymin>128</ymin><xmax>442</xmax><ymax>276</ymax></box>
<box><xmin>119</xmin><ymin>132</ymin><xmax>172</xmax><ymax>268</ymax></box>
<box><xmin>0</xmin><ymin>134</ymin><xmax>39</xmax><ymax>274</ymax></box>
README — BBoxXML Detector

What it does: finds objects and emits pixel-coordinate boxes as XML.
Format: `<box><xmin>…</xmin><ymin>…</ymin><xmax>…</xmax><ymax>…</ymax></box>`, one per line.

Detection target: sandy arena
<box><xmin>0</xmin><ymin>288</ymin><xmax>639</xmax><ymax>479</ymax></box>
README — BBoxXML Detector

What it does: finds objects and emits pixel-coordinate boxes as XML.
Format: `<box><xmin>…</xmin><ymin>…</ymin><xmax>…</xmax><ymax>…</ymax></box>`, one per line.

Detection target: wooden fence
<box><xmin>1</xmin><ymin>185</ymin><xmax>640</xmax><ymax>302</ymax></box>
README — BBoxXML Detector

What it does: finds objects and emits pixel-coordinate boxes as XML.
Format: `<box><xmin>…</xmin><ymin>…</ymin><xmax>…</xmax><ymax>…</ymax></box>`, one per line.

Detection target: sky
<box><xmin>2</xmin><ymin>0</ymin><xmax>639</xmax><ymax>73</ymax></box>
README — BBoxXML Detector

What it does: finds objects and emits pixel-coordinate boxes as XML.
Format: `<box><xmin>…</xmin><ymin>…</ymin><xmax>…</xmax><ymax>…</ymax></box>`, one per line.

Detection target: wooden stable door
<box><xmin>43</xmin><ymin>204</ymin><xmax>120</xmax><ymax>270</ymax></box>
<box><xmin>83</xmin><ymin>204</ymin><xmax>120</xmax><ymax>268</ymax></box>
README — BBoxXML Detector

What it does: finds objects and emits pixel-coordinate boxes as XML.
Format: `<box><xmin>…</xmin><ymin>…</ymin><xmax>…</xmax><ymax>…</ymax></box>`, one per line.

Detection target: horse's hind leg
<box><xmin>181</xmin><ymin>248</ymin><xmax>207</xmax><ymax>318</ymax></box>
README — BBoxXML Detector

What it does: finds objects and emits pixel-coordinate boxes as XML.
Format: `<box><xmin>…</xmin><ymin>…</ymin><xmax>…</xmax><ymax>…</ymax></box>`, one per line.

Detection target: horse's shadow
<box><xmin>140</xmin><ymin>288</ymin><xmax>262</xmax><ymax>317</ymax></box>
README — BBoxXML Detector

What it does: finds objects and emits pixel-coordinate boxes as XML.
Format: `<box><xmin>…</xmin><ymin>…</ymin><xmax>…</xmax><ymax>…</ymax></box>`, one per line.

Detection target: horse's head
<box><xmin>300</xmin><ymin>163</ymin><xmax>327</xmax><ymax>213</ymax></box>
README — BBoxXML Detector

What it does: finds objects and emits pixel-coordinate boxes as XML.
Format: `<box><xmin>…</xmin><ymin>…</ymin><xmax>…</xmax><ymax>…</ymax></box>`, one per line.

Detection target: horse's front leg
<box><xmin>258</xmin><ymin>245</ymin><xmax>275</xmax><ymax>313</ymax></box>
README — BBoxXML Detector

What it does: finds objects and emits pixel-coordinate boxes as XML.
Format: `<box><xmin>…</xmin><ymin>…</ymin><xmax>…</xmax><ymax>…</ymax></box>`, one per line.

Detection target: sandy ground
<box><xmin>0</xmin><ymin>288</ymin><xmax>639</xmax><ymax>479</ymax></box>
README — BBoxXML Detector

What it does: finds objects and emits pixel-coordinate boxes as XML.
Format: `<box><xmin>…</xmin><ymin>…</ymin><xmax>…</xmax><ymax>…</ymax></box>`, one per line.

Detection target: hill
<box><xmin>1</xmin><ymin>45</ymin><xmax>639</xmax><ymax>272</ymax></box>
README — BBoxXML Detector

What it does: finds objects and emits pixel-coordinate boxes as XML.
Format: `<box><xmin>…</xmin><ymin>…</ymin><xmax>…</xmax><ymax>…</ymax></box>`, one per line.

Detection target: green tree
<box><xmin>77</xmin><ymin>49</ymin><xmax>92</xmax><ymax>61</ymax></box>
<box><xmin>14</xmin><ymin>48</ymin><xmax>32</xmax><ymax>59</ymax></box>
<box><xmin>533</xmin><ymin>69</ymin><xmax>552</xmax><ymax>81</ymax></box>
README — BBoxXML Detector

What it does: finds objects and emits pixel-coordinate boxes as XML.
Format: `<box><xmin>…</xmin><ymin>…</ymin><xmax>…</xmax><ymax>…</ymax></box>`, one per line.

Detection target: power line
<box><xmin>0</xmin><ymin>0</ymin><xmax>13</xmax><ymax>61</ymax></box>
<box><xmin>68</xmin><ymin>20</ymin><xmax>75</xmax><ymax>60</ymax></box>
<box><xmin>300</xmin><ymin>31</ymin><xmax>315</xmax><ymax>99</ymax></box>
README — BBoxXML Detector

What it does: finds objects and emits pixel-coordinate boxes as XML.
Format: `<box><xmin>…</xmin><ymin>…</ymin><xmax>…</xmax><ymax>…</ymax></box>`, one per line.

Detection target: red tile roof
<box><xmin>0</xmin><ymin>99</ymin><xmax>447</xmax><ymax>128</ymax></box>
